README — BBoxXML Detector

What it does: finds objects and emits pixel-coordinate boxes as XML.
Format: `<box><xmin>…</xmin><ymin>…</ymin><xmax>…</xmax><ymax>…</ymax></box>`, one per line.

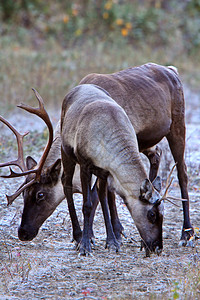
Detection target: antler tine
<box><xmin>0</xmin><ymin>115</ymin><xmax>29</xmax><ymax>172</ymax></box>
<box><xmin>166</xmin><ymin>163</ymin><xmax>177</xmax><ymax>187</ymax></box>
<box><xmin>160</xmin><ymin>162</ymin><xmax>187</xmax><ymax>204</ymax></box>
<box><xmin>161</xmin><ymin>196</ymin><xmax>187</xmax><ymax>208</ymax></box>
<box><xmin>161</xmin><ymin>163</ymin><xmax>177</xmax><ymax>200</ymax></box>
<box><xmin>166</xmin><ymin>196</ymin><xmax>187</xmax><ymax>202</ymax></box>
<box><xmin>1</xmin><ymin>88</ymin><xmax>53</xmax><ymax>179</ymax></box>
<box><xmin>17</xmin><ymin>88</ymin><xmax>54</xmax><ymax>181</ymax></box>
<box><xmin>6</xmin><ymin>178</ymin><xmax>36</xmax><ymax>206</ymax></box>
<box><xmin>162</xmin><ymin>176</ymin><xmax>174</xmax><ymax>200</ymax></box>
<box><xmin>17</xmin><ymin>88</ymin><xmax>45</xmax><ymax>118</ymax></box>
<box><xmin>1</xmin><ymin>89</ymin><xmax>54</xmax><ymax>205</ymax></box>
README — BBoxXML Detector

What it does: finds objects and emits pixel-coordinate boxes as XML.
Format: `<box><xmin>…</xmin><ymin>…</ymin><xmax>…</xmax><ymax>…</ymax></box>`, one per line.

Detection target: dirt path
<box><xmin>0</xmin><ymin>85</ymin><xmax>200</xmax><ymax>299</ymax></box>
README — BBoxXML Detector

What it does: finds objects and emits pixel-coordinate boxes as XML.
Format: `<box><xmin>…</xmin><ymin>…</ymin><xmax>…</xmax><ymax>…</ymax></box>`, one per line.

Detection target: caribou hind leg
<box><xmin>107</xmin><ymin>190</ymin><xmax>124</xmax><ymax>244</ymax></box>
<box><xmin>97</xmin><ymin>179</ymin><xmax>120</xmax><ymax>252</ymax></box>
<box><xmin>143</xmin><ymin>145</ymin><xmax>162</xmax><ymax>182</ymax></box>
<box><xmin>88</xmin><ymin>181</ymin><xmax>124</xmax><ymax>246</ymax></box>
<box><xmin>166</xmin><ymin>127</ymin><xmax>194</xmax><ymax>245</ymax></box>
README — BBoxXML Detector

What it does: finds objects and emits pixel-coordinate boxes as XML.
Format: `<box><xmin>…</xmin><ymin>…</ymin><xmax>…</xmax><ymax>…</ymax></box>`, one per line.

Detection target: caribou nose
<box><xmin>18</xmin><ymin>226</ymin><xmax>37</xmax><ymax>241</ymax></box>
<box><xmin>18</xmin><ymin>227</ymin><xmax>30</xmax><ymax>241</ymax></box>
<box><xmin>153</xmin><ymin>239</ymin><xmax>163</xmax><ymax>256</ymax></box>
<box><xmin>141</xmin><ymin>239</ymin><xmax>163</xmax><ymax>257</ymax></box>
<box><xmin>155</xmin><ymin>246</ymin><xmax>162</xmax><ymax>256</ymax></box>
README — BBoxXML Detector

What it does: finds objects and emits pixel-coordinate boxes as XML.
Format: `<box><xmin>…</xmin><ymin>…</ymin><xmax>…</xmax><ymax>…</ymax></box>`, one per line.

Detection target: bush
<box><xmin>0</xmin><ymin>0</ymin><xmax>200</xmax><ymax>53</ymax></box>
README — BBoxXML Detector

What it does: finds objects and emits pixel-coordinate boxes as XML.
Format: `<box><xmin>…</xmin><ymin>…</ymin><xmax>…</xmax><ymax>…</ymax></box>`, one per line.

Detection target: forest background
<box><xmin>0</xmin><ymin>0</ymin><xmax>200</xmax><ymax>112</ymax></box>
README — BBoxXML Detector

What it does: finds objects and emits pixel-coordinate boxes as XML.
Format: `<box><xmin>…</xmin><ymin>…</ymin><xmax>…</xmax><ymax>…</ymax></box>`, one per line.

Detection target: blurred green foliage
<box><xmin>0</xmin><ymin>0</ymin><xmax>199</xmax><ymax>111</ymax></box>
<box><xmin>0</xmin><ymin>0</ymin><xmax>200</xmax><ymax>53</ymax></box>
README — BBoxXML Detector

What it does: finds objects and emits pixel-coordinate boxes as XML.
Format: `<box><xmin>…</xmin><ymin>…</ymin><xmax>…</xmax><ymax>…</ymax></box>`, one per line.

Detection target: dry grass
<box><xmin>0</xmin><ymin>35</ymin><xmax>200</xmax><ymax>114</ymax></box>
<box><xmin>0</xmin><ymin>187</ymin><xmax>200</xmax><ymax>299</ymax></box>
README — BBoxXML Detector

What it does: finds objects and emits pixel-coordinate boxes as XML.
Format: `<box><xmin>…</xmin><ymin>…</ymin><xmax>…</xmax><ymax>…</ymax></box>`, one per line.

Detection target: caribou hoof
<box><xmin>90</xmin><ymin>237</ymin><xmax>96</xmax><ymax>248</ymax></box>
<box><xmin>78</xmin><ymin>248</ymin><xmax>93</xmax><ymax>256</ymax></box>
<box><xmin>77</xmin><ymin>239</ymin><xmax>92</xmax><ymax>256</ymax></box>
<box><xmin>155</xmin><ymin>246</ymin><xmax>162</xmax><ymax>256</ymax></box>
<box><xmin>179</xmin><ymin>227</ymin><xmax>195</xmax><ymax>247</ymax></box>
<box><xmin>145</xmin><ymin>248</ymin><xmax>151</xmax><ymax>258</ymax></box>
<box><xmin>186</xmin><ymin>240</ymin><xmax>195</xmax><ymax>248</ymax></box>
<box><xmin>178</xmin><ymin>240</ymin><xmax>187</xmax><ymax>247</ymax></box>
<box><xmin>178</xmin><ymin>239</ymin><xmax>195</xmax><ymax>248</ymax></box>
<box><xmin>78</xmin><ymin>250</ymin><xmax>93</xmax><ymax>257</ymax></box>
<box><xmin>105</xmin><ymin>239</ymin><xmax>120</xmax><ymax>253</ymax></box>
<box><xmin>72</xmin><ymin>231</ymin><xmax>82</xmax><ymax>245</ymax></box>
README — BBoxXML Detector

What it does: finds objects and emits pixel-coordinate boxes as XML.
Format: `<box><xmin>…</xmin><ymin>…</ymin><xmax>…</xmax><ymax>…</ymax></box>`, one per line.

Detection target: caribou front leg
<box><xmin>61</xmin><ymin>149</ymin><xmax>82</xmax><ymax>245</ymax></box>
<box><xmin>79</xmin><ymin>165</ymin><xmax>93</xmax><ymax>255</ymax></box>
<box><xmin>88</xmin><ymin>181</ymin><xmax>99</xmax><ymax>245</ymax></box>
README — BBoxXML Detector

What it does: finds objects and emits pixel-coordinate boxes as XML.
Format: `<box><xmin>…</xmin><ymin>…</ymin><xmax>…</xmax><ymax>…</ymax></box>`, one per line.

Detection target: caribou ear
<box><xmin>26</xmin><ymin>156</ymin><xmax>37</xmax><ymax>170</ymax></box>
<box><xmin>140</xmin><ymin>179</ymin><xmax>152</xmax><ymax>202</ymax></box>
<box><xmin>152</xmin><ymin>176</ymin><xmax>162</xmax><ymax>193</ymax></box>
<box><xmin>47</xmin><ymin>158</ymin><xmax>61</xmax><ymax>183</ymax></box>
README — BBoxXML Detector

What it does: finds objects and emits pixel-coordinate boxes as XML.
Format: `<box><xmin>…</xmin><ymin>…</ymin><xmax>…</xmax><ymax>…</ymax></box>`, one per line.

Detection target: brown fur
<box><xmin>79</xmin><ymin>63</ymin><xmax>193</xmax><ymax>243</ymax></box>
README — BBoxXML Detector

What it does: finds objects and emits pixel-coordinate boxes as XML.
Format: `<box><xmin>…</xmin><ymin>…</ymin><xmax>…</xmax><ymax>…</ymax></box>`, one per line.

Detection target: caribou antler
<box><xmin>0</xmin><ymin>116</ymin><xmax>29</xmax><ymax>172</ymax></box>
<box><xmin>0</xmin><ymin>88</ymin><xmax>53</xmax><ymax>205</ymax></box>
<box><xmin>160</xmin><ymin>163</ymin><xmax>187</xmax><ymax>206</ymax></box>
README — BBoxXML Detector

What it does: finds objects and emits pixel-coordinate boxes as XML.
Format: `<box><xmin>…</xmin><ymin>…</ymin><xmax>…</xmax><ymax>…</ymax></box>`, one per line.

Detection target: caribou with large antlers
<box><xmin>0</xmin><ymin>89</ymin><xmax>124</xmax><ymax>244</ymax></box>
<box><xmin>0</xmin><ymin>89</ymin><xmax>63</xmax><ymax>240</ymax></box>
<box><xmin>0</xmin><ymin>109</ymin><xmax>123</xmax><ymax>242</ymax></box>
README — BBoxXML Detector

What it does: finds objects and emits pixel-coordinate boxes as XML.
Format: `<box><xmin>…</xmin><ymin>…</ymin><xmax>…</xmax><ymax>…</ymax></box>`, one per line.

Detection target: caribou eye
<box><xmin>36</xmin><ymin>192</ymin><xmax>45</xmax><ymax>203</ymax></box>
<box><xmin>147</xmin><ymin>210</ymin><xmax>156</xmax><ymax>224</ymax></box>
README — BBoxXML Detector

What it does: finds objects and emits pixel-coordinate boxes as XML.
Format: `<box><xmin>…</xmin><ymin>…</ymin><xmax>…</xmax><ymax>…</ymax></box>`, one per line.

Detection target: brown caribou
<box><xmin>79</xmin><ymin>63</ymin><xmax>193</xmax><ymax>245</ymax></box>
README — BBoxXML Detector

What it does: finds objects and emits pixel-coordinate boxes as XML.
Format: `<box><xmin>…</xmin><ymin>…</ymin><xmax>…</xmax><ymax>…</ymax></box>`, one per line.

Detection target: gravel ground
<box><xmin>0</xmin><ymin>85</ymin><xmax>200</xmax><ymax>299</ymax></box>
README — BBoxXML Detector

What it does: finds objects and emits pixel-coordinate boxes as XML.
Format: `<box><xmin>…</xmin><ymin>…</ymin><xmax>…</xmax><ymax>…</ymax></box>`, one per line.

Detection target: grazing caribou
<box><xmin>61</xmin><ymin>83</ymin><xmax>164</xmax><ymax>256</ymax></box>
<box><xmin>0</xmin><ymin>93</ymin><xmax>96</xmax><ymax>241</ymax></box>
<box><xmin>0</xmin><ymin>93</ymin><xmax>122</xmax><ymax>244</ymax></box>
<box><xmin>79</xmin><ymin>63</ymin><xmax>193</xmax><ymax>245</ymax></box>
<box><xmin>0</xmin><ymin>63</ymin><xmax>193</xmax><ymax>250</ymax></box>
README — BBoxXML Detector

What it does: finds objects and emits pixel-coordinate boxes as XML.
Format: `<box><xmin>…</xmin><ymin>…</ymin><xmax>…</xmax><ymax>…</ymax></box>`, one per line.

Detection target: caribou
<box><xmin>0</xmin><ymin>91</ymin><xmax>123</xmax><ymax>244</ymax></box>
<box><xmin>60</xmin><ymin>83</ymin><xmax>164</xmax><ymax>256</ymax></box>
<box><xmin>79</xmin><ymin>62</ymin><xmax>194</xmax><ymax>245</ymax></box>
<box><xmin>0</xmin><ymin>63</ymin><xmax>193</xmax><ymax>253</ymax></box>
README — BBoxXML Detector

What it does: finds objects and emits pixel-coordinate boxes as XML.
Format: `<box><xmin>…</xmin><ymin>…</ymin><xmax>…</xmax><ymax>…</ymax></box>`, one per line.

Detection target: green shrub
<box><xmin>0</xmin><ymin>0</ymin><xmax>200</xmax><ymax>53</ymax></box>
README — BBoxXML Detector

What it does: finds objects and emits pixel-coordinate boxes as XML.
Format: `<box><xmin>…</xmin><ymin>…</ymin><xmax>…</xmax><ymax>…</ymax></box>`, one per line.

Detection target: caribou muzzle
<box><xmin>18</xmin><ymin>225</ymin><xmax>39</xmax><ymax>241</ymax></box>
<box><xmin>141</xmin><ymin>239</ymin><xmax>163</xmax><ymax>257</ymax></box>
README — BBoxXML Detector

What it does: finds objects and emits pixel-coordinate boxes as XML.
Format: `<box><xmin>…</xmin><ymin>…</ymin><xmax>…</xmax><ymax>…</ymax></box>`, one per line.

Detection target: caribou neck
<box><xmin>107</xmin><ymin>143</ymin><xmax>148</xmax><ymax>200</ymax></box>
<box><xmin>43</xmin><ymin>121</ymin><xmax>61</xmax><ymax>169</ymax></box>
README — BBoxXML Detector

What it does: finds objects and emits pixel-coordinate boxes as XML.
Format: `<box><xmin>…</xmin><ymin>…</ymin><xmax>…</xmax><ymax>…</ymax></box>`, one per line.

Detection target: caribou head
<box><xmin>0</xmin><ymin>89</ymin><xmax>61</xmax><ymax>241</ymax></box>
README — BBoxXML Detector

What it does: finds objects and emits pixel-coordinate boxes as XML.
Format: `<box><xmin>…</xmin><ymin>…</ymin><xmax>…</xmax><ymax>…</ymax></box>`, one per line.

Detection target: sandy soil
<box><xmin>0</xmin><ymin>85</ymin><xmax>200</xmax><ymax>299</ymax></box>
